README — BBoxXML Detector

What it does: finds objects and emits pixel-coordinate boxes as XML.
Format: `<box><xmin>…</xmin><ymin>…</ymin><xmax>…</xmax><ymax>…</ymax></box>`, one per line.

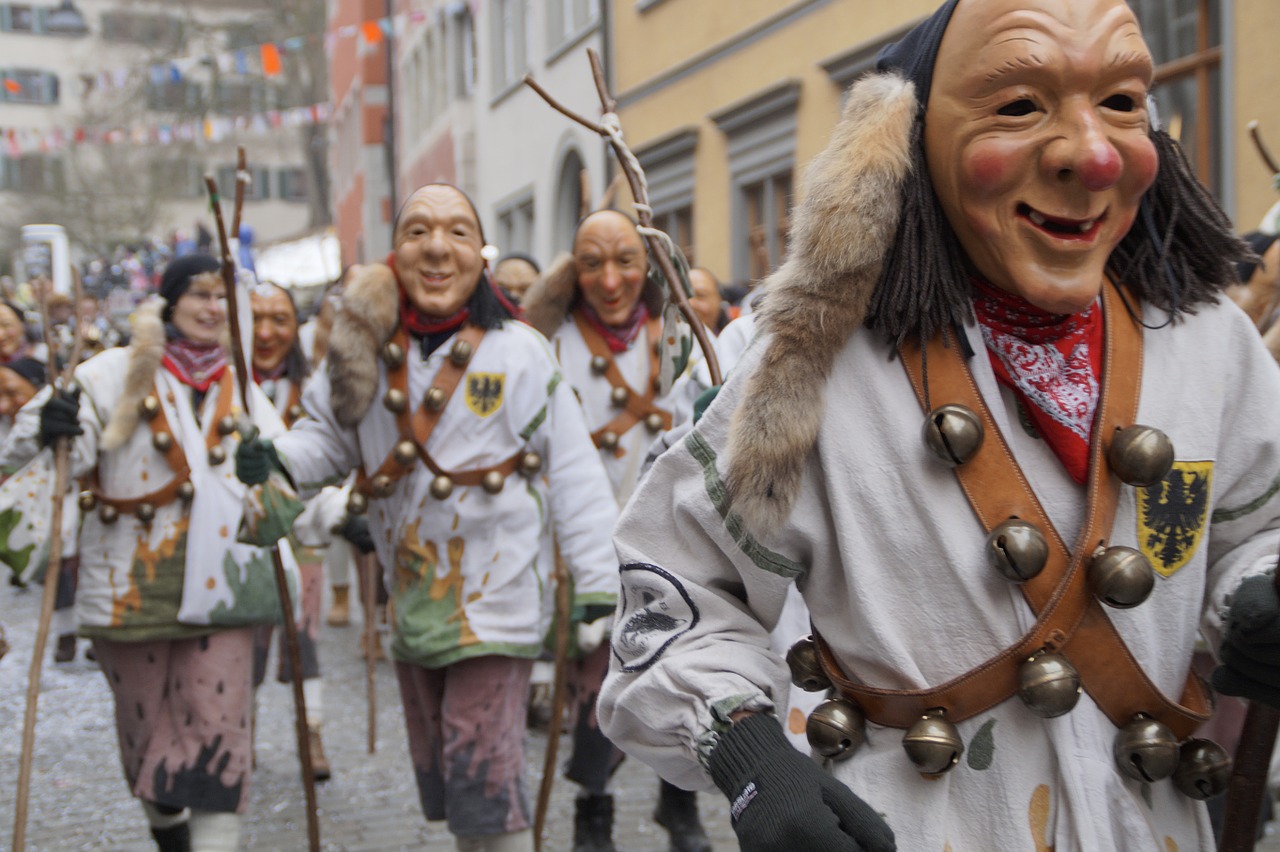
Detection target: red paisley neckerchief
<box><xmin>971</xmin><ymin>278</ymin><xmax>1102</xmax><ymax>485</ymax></box>
<box><xmin>580</xmin><ymin>301</ymin><xmax>649</xmax><ymax>353</ymax></box>
<box><xmin>162</xmin><ymin>337</ymin><xmax>228</xmax><ymax>391</ymax></box>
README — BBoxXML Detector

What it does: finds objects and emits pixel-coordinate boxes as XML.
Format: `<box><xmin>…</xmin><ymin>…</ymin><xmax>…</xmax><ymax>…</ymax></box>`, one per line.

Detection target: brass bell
<box><xmin>785</xmin><ymin>635</ymin><xmax>831</xmax><ymax>692</ymax></box>
<box><xmin>1114</xmin><ymin>715</ymin><xmax>1179</xmax><ymax>782</ymax></box>
<box><xmin>78</xmin><ymin>490</ymin><xmax>98</xmax><ymax>512</ymax></box>
<box><xmin>178</xmin><ymin>481</ymin><xmax>195</xmax><ymax>503</ymax></box>
<box><xmin>393</xmin><ymin>440</ymin><xmax>418</xmax><ymax>467</ymax></box>
<box><xmin>286</xmin><ymin>404</ymin><xmax>305</xmax><ymax>423</ymax></box>
<box><xmin>1088</xmin><ymin>545</ymin><xmax>1155</xmax><ymax>609</ymax></box>
<box><xmin>599</xmin><ymin>431</ymin><xmax>619</xmax><ymax>451</ymax></box>
<box><xmin>1172</xmin><ymin>738</ymin><xmax>1232</xmax><ymax>800</ymax></box>
<box><xmin>806</xmin><ymin>697</ymin><xmax>865</xmax><ymax>761</ymax></box>
<box><xmin>610</xmin><ymin>386</ymin><xmax>630</xmax><ymax>408</ymax></box>
<box><xmin>429</xmin><ymin>475</ymin><xmax>454</xmax><ymax>500</ymax></box>
<box><xmin>99</xmin><ymin>504</ymin><xmax>119</xmax><ymax>524</ymax></box>
<box><xmin>902</xmin><ymin>710</ymin><xmax>964</xmax><ymax>776</ymax></box>
<box><xmin>138</xmin><ymin>395</ymin><xmax>161</xmax><ymax>420</ymax></box>
<box><xmin>384</xmin><ymin>388</ymin><xmax>408</xmax><ymax>414</ymax></box>
<box><xmin>645</xmin><ymin>412</ymin><xmax>665</xmax><ymax>433</ymax></box>
<box><xmin>208</xmin><ymin>445</ymin><xmax>227</xmax><ymax>467</ymax></box>
<box><xmin>135</xmin><ymin>502</ymin><xmax>156</xmax><ymax>524</ymax></box>
<box><xmin>986</xmin><ymin>519</ymin><xmax>1049</xmax><ymax>582</ymax></box>
<box><xmin>217</xmin><ymin>415</ymin><xmax>237</xmax><ymax>436</ymax></box>
<box><xmin>1017</xmin><ymin>652</ymin><xmax>1082</xmax><ymax>718</ymax></box>
<box><xmin>152</xmin><ymin>431</ymin><xmax>174</xmax><ymax>453</ymax></box>
<box><xmin>1109</xmin><ymin>425</ymin><xmax>1174</xmax><ymax>488</ymax></box>
<box><xmin>382</xmin><ymin>340</ymin><xmax>406</xmax><ymax>368</ymax></box>
<box><xmin>371</xmin><ymin>474</ymin><xmax>395</xmax><ymax>498</ymax></box>
<box><xmin>449</xmin><ymin>338</ymin><xmax>473</xmax><ymax>366</ymax></box>
<box><xmin>590</xmin><ymin>355</ymin><xmax>608</xmax><ymax>375</ymax></box>
<box><xmin>922</xmin><ymin>404</ymin><xmax>984</xmax><ymax>467</ymax></box>
<box><xmin>424</xmin><ymin>387</ymin><xmax>447</xmax><ymax>412</ymax></box>
<box><xmin>481</xmin><ymin>471</ymin><xmax>505</xmax><ymax>494</ymax></box>
<box><xmin>519</xmin><ymin>452</ymin><xmax>543</xmax><ymax>477</ymax></box>
<box><xmin>347</xmin><ymin>491</ymin><xmax>369</xmax><ymax>516</ymax></box>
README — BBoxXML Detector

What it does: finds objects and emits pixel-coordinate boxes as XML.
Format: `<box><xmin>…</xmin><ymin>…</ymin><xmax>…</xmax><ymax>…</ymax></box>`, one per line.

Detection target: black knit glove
<box><xmin>708</xmin><ymin>713</ymin><xmax>894</xmax><ymax>852</ymax></box>
<box><xmin>1213</xmin><ymin>573</ymin><xmax>1280</xmax><ymax>708</ymax></box>
<box><xmin>336</xmin><ymin>514</ymin><xmax>375</xmax><ymax>554</ymax></box>
<box><xmin>234</xmin><ymin>436</ymin><xmax>279</xmax><ymax>486</ymax></box>
<box><xmin>38</xmin><ymin>387</ymin><xmax>82</xmax><ymax>448</ymax></box>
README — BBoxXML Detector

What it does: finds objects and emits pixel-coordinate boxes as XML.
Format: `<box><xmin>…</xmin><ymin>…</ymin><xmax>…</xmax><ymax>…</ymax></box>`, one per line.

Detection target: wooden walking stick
<box><xmin>231</xmin><ymin>144</ymin><xmax>249</xmax><ymax>240</ymax></box>
<box><xmin>1248</xmin><ymin>120</ymin><xmax>1280</xmax><ymax>178</ymax></box>
<box><xmin>204</xmin><ymin>174</ymin><xmax>321</xmax><ymax>852</ymax></box>
<box><xmin>360</xmin><ymin>550</ymin><xmax>378</xmax><ymax>754</ymax></box>
<box><xmin>532</xmin><ymin>549</ymin><xmax>573</xmax><ymax>851</ymax></box>
<box><xmin>13</xmin><ymin>273</ymin><xmax>85</xmax><ymax>852</ymax></box>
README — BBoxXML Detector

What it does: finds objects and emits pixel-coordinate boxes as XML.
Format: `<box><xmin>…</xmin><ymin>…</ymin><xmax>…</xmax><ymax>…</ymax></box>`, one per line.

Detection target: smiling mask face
<box><xmin>924</xmin><ymin>0</ymin><xmax>1157</xmax><ymax>314</ymax></box>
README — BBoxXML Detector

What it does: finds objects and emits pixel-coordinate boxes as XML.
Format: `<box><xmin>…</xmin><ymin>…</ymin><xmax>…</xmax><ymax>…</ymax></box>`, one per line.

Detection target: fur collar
<box><xmin>724</xmin><ymin>72</ymin><xmax>917</xmax><ymax>536</ymax></box>
<box><xmin>326</xmin><ymin>263</ymin><xmax>399</xmax><ymax>428</ymax></box>
<box><xmin>101</xmin><ymin>297</ymin><xmax>166</xmax><ymax>451</ymax></box>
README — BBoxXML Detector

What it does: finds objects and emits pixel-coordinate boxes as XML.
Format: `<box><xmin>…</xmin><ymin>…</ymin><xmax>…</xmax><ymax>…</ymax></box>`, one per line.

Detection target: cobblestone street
<box><xmin>0</xmin><ymin>578</ymin><xmax>737</xmax><ymax>851</ymax></box>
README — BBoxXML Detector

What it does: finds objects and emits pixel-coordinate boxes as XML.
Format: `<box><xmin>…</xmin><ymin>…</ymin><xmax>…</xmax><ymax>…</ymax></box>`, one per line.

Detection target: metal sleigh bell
<box><xmin>922</xmin><ymin>404</ymin><xmax>984</xmax><ymax>467</ymax></box>
<box><xmin>382</xmin><ymin>340</ymin><xmax>406</xmax><ymax>368</ymax></box>
<box><xmin>986</xmin><ymin>519</ymin><xmax>1049</xmax><ymax>582</ymax></box>
<box><xmin>1171</xmin><ymin>738</ymin><xmax>1231</xmax><ymax>800</ymax></box>
<box><xmin>429</xmin><ymin>475</ymin><xmax>454</xmax><ymax>501</ymax></box>
<box><xmin>786</xmin><ymin>635</ymin><xmax>832</xmax><ymax>693</ymax></box>
<box><xmin>1114</xmin><ymin>715</ymin><xmax>1180</xmax><ymax>782</ymax></box>
<box><xmin>137</xmin><ymin>395</ymin><xmax>161</xmax><ymax>420</ymax></box>
<box><xmin>1088</xmin><ymin>545</ymin><xmax>1155</xmax><ymax>609</ymax></box>
<box><xmin>1017</xmin><ymin>652</ymin><xmax>1081</xmax><ymax>718</ymax></box>
<box><xmin>1108</xmin><ymin>425</ymin><xmax>1175</xmax><ymax>487</ymax></box>
<box><xmin>346</xmin><ymin>491</ymin><xmax>368</xmax><ymax>516</ymax></box>
<box><xmin>902</xmin><ymin>710</ymin><xmax>964</xmax><ymax>776</ymax></box>
<box><xmin>806</xmin><ymin>697</ymin><xmax>866</xmax><ymax>761</ymax></box>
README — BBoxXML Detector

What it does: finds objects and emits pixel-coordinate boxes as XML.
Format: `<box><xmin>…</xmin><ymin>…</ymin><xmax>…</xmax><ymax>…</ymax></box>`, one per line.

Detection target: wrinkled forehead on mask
<box><xmin>392</xmin><ymin>183</ymin><xmax>487</xmax><ymax>244</ymax></box>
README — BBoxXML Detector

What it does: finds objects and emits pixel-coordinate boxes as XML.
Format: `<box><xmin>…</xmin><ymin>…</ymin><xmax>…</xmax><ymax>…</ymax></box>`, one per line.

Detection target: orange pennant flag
<box><xmin>3</xmin><ymin>79</ymin><xmax>20</xmax><ymax>94</ymax></box>
<box><xmin>260</xmin><ymin>43</ymin><xmax>282</xmax><ymax>77</ymax></box>
<box><xmin>361</xmin><ymin>20</ymin><xmax>383</xmax><ymax>44</ymax></box>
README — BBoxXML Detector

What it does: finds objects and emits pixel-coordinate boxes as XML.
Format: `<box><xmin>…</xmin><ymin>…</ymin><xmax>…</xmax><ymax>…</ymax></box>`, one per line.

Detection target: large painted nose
<box><xmin>1045</xmin><ymin>103</ymin><xmax>1123</xmax><ymax>192</ymax></box>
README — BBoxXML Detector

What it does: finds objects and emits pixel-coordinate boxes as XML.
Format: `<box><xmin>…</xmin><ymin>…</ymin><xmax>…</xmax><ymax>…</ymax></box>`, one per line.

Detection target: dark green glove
<box><xmin>234</xmin><ymin>436</ymin><xmax>280</xmax><ymax>486</ymax></box>
<box><xmin>709</xmin><ymin>713</ymin><xmax>895</xmax><ymax>852</ymax></box>
<box><xmin>38</xmin><ymin>387</ymin><xmax>82</xmax><ymax>448</ymax></box>
<box><xmin>337</xmin><ymin>514</ymin><xmax>376</xmax><ymax>554</ymax></box>
<box><xmin>571</xmin><ymin>602</ymin><xmax>615</xmax><ymax>624</ymax></box>
<box><xmin>1213</xmin><ymin>572</ymin><xmax>1280</xmax><ymax>708</ymax></box>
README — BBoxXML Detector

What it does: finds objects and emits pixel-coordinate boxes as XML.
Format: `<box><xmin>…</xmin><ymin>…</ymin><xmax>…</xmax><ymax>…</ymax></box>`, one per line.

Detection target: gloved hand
<box><xmin>1213</xmin><ymin>572</ymin><xmax>1280</xmax><ymax>708</ymax></box>
<box><xmin>39</xmin><ymin>387</ymin><xmax>82</xmax><ymax>448</ymax></box>
<box><xmin>709</xmin><ymin>713</ymin><xmax>895</xmax><ymax>852</ymax></box>
<box><xmin>336</xmin><ymin>514</ymin><xmax>376</xmax><ymax>555</ymax></box>
<box><xmin>234</xmin><ymin>435</ymin><xmax>278</xmax><ymax>486</ymax></box>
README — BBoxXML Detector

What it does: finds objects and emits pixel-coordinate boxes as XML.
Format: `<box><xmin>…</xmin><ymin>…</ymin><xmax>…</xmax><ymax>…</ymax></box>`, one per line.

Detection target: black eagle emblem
<box><xmin>464</xmin><ymin>372</ymin><xmax>504</xmax><ymax>417</ymax></box>
<box><xmin>1136</xmin><ymin>461</ymin><xmax>1213</xmax><ymax>577</ymax></box>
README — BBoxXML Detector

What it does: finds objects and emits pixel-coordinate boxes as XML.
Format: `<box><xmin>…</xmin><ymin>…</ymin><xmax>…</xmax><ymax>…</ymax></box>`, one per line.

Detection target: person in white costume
<box><xmin>598</xmin><ymin>2</ymin><xmax>1280</xmax><ymax>851</ymax></box>
<box><xmin>235</xmin><ymin>184</ymin><xmax>619</xmax><ymax>852</ymax></box>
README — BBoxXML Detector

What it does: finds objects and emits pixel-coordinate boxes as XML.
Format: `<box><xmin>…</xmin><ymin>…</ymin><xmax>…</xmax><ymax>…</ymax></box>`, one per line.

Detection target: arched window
<box><xmin>554</xmin><ymin>148</ymin><xmax>585</xmax><ymax>254</ymax></box>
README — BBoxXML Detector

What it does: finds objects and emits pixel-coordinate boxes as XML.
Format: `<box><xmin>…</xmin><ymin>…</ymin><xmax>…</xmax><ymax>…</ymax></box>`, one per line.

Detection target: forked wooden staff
<box><xmin>361</xmin><ymin>550</ymin><xmax>378</xmax><ymax>754</ymax></box>
<box><xmin>1248</xmin><ymin>120</ymin><xmax>1280</xmax><ymax>178</ymax></box>
<box><xmin>13</xmin><ymin>274</ymin><xmax>86</xmax><ymax>852</ymax></box>
<box><xmin>522</xmin><ymin>48</ymin><xmax>725</xmax><ymax>851</ymax></box>
<box><xmin>204</xmin><ymin>174</ymin><xmax>320</xmax><ymax>852</ymax></box>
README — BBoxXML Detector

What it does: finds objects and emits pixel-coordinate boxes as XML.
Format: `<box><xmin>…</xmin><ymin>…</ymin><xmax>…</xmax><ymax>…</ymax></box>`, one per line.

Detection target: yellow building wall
<box><xmin>1233</xmin><ymin>0</ymin><xmax>1280</xmax><ymax>230</ymax></box>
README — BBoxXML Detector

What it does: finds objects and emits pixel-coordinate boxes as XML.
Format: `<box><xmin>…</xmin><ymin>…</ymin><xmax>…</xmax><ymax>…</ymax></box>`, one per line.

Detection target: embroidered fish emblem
<box><xmin>465</xmin><ymin>372</ymin><xmax>504</xmax><ymax>417</ymax></box>
<box><xmin>1137</xmin><ymin>460</ymin><xmax>1213</xmax><ymax>577</ymax></box>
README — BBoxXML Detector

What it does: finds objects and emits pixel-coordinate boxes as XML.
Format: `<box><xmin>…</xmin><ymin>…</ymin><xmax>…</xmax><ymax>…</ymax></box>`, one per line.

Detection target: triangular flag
<box><xmin>361</xmin><ymin>20</ymin><xmax>383</xmax><ymax>44</ymax></box>
<box><xmin>260</xmin><ymin>43</ymin><xmax>283</xmax><ymax>77</ymax></box>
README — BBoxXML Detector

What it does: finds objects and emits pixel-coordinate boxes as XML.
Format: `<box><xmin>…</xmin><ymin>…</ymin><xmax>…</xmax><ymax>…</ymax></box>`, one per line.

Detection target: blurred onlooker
<box><xmin>493</xmin><ymin>253</ymin><xmax>540</xmax><ymax>305</ymax></box>
<box><xmin>688</xmin><ymin>267</ymin><xmax>730</xmax><ymax>334</ymax></box>
<box><xmin>0</xmin><ymin>299</ymin><xmax>32</xmax><ymax>364</ymax></box>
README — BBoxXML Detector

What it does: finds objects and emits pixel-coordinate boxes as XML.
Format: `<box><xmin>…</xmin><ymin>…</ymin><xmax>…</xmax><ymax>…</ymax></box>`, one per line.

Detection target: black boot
<box><xmin>573</xmin><ymin>794</ymin><xmax>618</xmax><ymax>852</ymax></box>
<box><xmin>150</xmin><ymin>822</ymin><xmax>191</xmax><ymax>852</ymax></box>
<box><xmin>654</xmin><ymin>779</ymin><xmax>711</xmax><ymax>852</ymax></box>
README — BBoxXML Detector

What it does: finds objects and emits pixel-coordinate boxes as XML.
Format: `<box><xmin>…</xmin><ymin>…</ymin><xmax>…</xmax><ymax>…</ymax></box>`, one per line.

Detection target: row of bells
<box><xmin>590</xmin><ymin>355</ymin><xmax>665</xmax><ymax>397</ymax></box>
<box><xmin>346</xmin><ymin>449</ymin><xmax>544</xmax><ymax>515</ymax></box>
<box><xmin>140</xmin><ymin>396</ymin><xmax>235</xmax><ymax>466</ymax></box>
<box><xmin>382</xmin><ymin>337</ymin><xmax>472</xmax><ymax>371</ymax></box>
<box><xmin>786</xmin><ymin>636</ymin><xmax>1230</xmax><ymax>797</ymax></box>
<box><xmin>78</xmin><ymin>480</ymin><xmax>194</xmax><ymax>524</ymax></box>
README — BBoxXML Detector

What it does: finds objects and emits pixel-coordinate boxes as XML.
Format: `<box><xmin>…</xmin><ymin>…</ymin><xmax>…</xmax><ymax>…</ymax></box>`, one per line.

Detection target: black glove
<box><xmin>709</xmin><ymin>713</ymin><xmax>895</xmax><ymax>852</ymax></box>
<box><xmin>1213</xmin><ymin>572</ymin><xmax>1280</xmax><ymax>708</ymax></box>
<box><xmin>234</xmin><ymin>436</ymin><xmax>279</xmax><ymax>486</ymax></box>
<box><xmin>38</xmin><ymin>387</ymin><xmax>83</xmax><ymax>448</ymax></box>
<box><xmin>336</xmin><ymin>514</ymin><xmax>376</xmax><ymax>554</ymax></box>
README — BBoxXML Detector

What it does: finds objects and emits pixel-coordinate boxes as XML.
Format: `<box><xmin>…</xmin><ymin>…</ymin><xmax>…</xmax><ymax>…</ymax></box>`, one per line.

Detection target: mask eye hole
<box><xmin>997</xmin><ymin>98</ymin><xmax>1037</xmax><ymax>117</ymax></box>
<box><xmin>1101</xmin><ymin>94</ymin><xmax>1137</xmax><ymax>112</ymax></box>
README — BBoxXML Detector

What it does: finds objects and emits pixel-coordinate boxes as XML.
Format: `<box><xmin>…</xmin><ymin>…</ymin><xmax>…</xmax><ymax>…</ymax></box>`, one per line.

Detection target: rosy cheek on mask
<box><xmin>965</xmin><ymin>145</ymin><xmax>1015</xmax><ymax>192</ymax></box>
<box><xmin>1125</xmin><ymin>138</ymin><xmax>1160</xmax><ymax>194</ymax></box>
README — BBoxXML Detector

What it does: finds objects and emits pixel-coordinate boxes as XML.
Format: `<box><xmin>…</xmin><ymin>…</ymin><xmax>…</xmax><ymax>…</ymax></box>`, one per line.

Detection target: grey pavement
<box><xmin>0</xmin><ymin>577</ymin><xmax>738</xmax><ymax>851</ymax></box>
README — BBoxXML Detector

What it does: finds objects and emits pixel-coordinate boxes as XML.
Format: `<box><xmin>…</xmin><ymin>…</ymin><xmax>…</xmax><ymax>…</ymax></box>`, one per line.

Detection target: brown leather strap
<box><xmin>89</xmin><ymin>370</ymin><xmax>236</xmax><ymax>513</ymax></box>
<box><xmin>817</xmin><ymin>282</ymin><xmax>1210</xmax><ymax>738</ymax></box>
<box><xmin>282</xmin><ymin>381</ymin><xmax>303</xmax><ymax>428</ymax></box>
<box><xmin>572</xmin><ymin>311</ymin><xmax>672</xmax><ymax>454</ymax></box>
<box><xmin>356</xmin><ymin>325</ymin><xmax>524</xmax><ymax>496</ymax></box>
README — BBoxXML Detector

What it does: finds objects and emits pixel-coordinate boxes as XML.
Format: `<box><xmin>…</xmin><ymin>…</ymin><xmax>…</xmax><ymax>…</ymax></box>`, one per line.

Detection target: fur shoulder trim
<box><xmin>521</xmin><ymin>252</ymin><xmax>577</xmax><ymax>338</ymax></box>
<box><xmin>327</xmin><ymin>263</ymin><xmax>399</xmax><ymax>428</ymax></box>
<box><xmin>101</xmin><ymin>297</ymin><xmax>165</xmax><ymax>451</ymax></box>
<box><xmin>725</xmin><ymin>72</ymin><xmax>918</xmax><ymax>536</ymax></box>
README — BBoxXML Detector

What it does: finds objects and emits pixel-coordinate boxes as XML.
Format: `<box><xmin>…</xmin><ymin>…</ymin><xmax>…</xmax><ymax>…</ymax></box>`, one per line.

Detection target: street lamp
<box><xmin>44</xmin><ymin>0</ymin><xmax>89</xmax><ymax>36</ymax></box>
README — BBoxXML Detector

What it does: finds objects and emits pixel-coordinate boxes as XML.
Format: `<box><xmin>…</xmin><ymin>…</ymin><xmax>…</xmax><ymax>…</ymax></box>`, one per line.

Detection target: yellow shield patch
<box><xmin>465</xmin><ymin>372</ymin><xmax>504</xmax><ymax>418</ymax></box>
<box><xmin>1137</xmin><ymin>460</ymin><xmax>1213</xmax><ymax>578</ymax></box>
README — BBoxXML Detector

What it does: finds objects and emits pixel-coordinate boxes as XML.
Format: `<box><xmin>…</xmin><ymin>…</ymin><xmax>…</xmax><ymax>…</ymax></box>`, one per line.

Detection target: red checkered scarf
<box><xmin>971</xmin><ymin>278</ymin><xmax>1102</xmax><ymax>485</ymax></box>
<box><xmin>579</xmin><ymin>301</ymin><xmax>649</xmax><ymax>353</ymax></box>
<box><xmin>162</xmin><ymin>336</ymin><xmax>229</xmax><ymax>392</ymax></box>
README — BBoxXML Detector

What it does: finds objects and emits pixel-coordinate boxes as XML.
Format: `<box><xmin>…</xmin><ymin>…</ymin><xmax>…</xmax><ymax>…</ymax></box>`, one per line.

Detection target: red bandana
<box><xmin>971</xmin><ymin>278</ymin><xmax>1102</xmax><ymax>485</ymax></box>
<box><xmin>580</xmin><ymin>302</ymin><xmax>649</xmax><ymax>354</ymax></box>
<box><xmin>162</xmin><ymin>337</ymin><xmax>229</xmax><ymax>391</ymax></box>
<box><xmin>253</xmin><ymin>359</ymin><xmax>287</xmax><ymax>384</ymax></box>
